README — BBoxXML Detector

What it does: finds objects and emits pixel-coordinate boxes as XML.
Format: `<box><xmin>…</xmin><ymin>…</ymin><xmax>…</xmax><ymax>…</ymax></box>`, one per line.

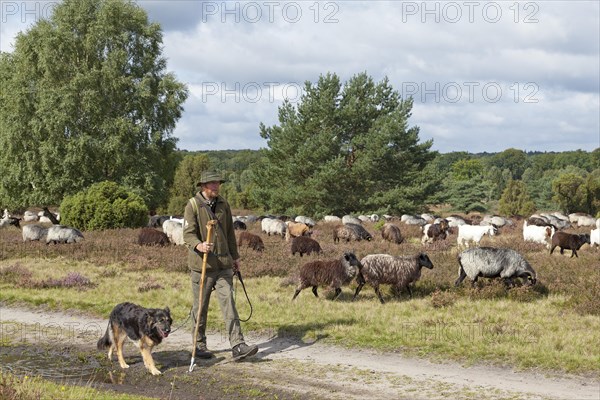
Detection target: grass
<box><xmin>0</xmin><ymin>371</ymin><xmax>153</xmax><ymax>400</ymax></box>
<box><xmin>1</xmin><ymin>217</ymin><xmax>599</xmax><ymax>374</ymax></box>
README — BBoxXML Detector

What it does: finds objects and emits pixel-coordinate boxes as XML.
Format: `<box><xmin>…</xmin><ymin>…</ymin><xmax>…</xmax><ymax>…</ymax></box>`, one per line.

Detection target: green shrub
<box><xmin>60</xmin><ymin>181</ymin><xmax>148</xmax><ymax>230</ymax></box>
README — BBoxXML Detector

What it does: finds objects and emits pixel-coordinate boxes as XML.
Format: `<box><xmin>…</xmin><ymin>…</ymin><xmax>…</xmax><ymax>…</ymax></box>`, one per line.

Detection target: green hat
<box><xmin>198</xmin><ymin>171</ymin><xmax>226</xmax><ymax>185</ymax></box>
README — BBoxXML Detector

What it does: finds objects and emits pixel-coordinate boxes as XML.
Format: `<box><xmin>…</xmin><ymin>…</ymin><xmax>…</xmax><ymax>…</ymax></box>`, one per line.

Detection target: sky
<box><xmin>1</xmin><ymin>1</ymin><xmax>599</xmax><ymax>154</ymax></box>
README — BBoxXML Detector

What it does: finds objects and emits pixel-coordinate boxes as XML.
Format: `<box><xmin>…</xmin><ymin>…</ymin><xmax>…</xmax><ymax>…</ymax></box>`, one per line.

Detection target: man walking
<box><xmin>183</xmin><ymin>170</ymin><xmax>258</xmax><ymax>360</ymax></box>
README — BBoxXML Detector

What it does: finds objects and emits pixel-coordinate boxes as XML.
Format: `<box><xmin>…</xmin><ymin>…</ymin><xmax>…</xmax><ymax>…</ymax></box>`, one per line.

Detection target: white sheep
<box><xmin>0</xmin><ymin>215</ymin><xmax>20</xmax><ymax>229</ymax></box>
<box><xmin>457</xmin><ymin>224</ymin><xmax>497</xmax><ymax>247</ymax></box>
<box><xmin>46</xmin><ymin>225</ymin><xmax>84</xmax><ymax>244</ymax></box>
<box><xmin>354</xmin><ymin>253</ymin><xmax>434</xmax><ymax>304</ymax></box>
<box><xmin>261</xmin><ymin>218</ymin><xmax>286</xmax><ymax>237</ymax></box>
<box><xmin>23</xmin><ymin>210</ymin><xmax>39</xmax><ymax>222</ymax></box>
<box><xmin>294</xmin><ymin>215</ymin><xmax>316</xmax><ymax>227</ymax></box>
<box><xmin>577</xmin><ymin>215</ymin><xmax>597</xmax><ymax>227</ymax></box>
<box><xmin>522</xmin><ymin>221</ymin><xmax>555</xmax><ymax>249</ymax></box>
<box><xmin>342</xmin><ymin>215</ymin><xmax>362</xmax><ymax>225</ymax></box>
<box><xmin>590</xmin><ymin>227</ymin><xmax>599</xmax><ymax>247</ymax></box>
<box><xmin>323</xmin><ymin>215</ymin><xmax>342</xmax><ymax>223</ymax></box>
<box><xmin>162</xmin><ymin>219</ymin><xmax>184</xmax><ymax>245</ymax></box>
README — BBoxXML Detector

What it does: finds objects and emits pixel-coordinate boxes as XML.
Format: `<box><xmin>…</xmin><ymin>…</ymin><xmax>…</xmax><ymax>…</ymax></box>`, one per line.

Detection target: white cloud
<box><xmin>1</xmin><ymin>0</ymin><xmax>598</xmax><ymax>153</ymax></box>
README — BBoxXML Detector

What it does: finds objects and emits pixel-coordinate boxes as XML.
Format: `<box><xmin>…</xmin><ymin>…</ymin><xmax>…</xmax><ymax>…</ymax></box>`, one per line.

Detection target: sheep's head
<box><xmin>579</xmin><ymin>234</ymin><xmax>591</xmax><ymax>246</ymax></box>
<box><xmin>418</xmin><ymin>253</ymin><xmax>434</xmax><ymax>269</ymax></box>
<box><xmin>342</xmin><ymin>252</ymin><xmax>363</xmax><ymax>274</ymax></box>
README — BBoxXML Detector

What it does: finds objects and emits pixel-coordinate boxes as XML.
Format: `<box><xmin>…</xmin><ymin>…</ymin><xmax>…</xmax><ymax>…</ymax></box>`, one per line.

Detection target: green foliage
<box><xmin>498</xmin><ymin>179</ymin><xmax>536</xmax><ymax>216</ymax></box>
<box><xmin>0</xmin><ymin>0</ymin><xmax>187</xmax><ymax>210</ymax></box>
<box><xmin>451</xmin><ymin>159</ymin><xmax>484</xmax><ymax>181</ymax></box>
<box><xmin>445</xmin><ymin>179</ymin><xmax>493</xmax><ymax>214</ymax></box>
<box><xmin>487</xmin><ymin>148</ymin><xmax>529</xmax><ymax>180</ymax></box>
<box><xmin>251</xmin><ymin>72</ymin><xmax>435</xmax><ymax>216</ymax></box>
<box><xmin>167</xmin><ymin>153</ymin><xmax>211</xmax><ymax>214</ymax></box>
<box><xmin>552</xmin><ymin>172</ymin><xmax>587</xmax><ymax>214</ymax></box>
<box><xmin>60</xmin><ymin>181</ymin><xmax>147</xmax><ymax>230</ymax></box>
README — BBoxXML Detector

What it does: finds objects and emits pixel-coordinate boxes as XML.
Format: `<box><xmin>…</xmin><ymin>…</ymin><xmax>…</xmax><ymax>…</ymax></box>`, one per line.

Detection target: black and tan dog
<box><xmin>97</xmin><ymin>302</ymin><xmax>172</xmax><ymax>375</ymax></box>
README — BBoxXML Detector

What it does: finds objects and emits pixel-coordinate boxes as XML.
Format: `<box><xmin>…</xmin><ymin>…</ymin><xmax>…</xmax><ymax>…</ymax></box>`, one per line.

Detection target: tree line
<box><xmin>1</xmin><ymin>0</ymin><xmax>597</xmax><ymax>222</ymax></box>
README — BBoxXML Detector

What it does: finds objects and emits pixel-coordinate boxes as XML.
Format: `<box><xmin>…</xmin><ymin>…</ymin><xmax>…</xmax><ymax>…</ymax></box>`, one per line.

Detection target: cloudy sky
<box><xmin>1</xmin><ymin>1</ymin><xmax>599</xmax><ymax>153</ymax></box>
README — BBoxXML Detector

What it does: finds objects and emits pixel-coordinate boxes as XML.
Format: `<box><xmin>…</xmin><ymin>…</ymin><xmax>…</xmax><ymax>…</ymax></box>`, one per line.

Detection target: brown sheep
<box><xmin>550</xmin><ymin>232</ymin><xmax>591</xmax><ymax>258</ymax></box>
<box><xmin>137</xmin><ymin>228</ymin><xmax>170</xmax><ymax>246</ymax></box>
<box><xmin>292</xmin><ymin>252</ymin><xmax>364</xmax><ymax>300</ymax></box>
<box><xmin>237</xmin><ymin>231</ymin><xmax>265</xmax><ymax>252</ymax></box>
<box><xmin>291</xmin><ymin>236</ymin><xmax>322</xmax><ymax>257</ymax></box>
<box><xmin>381</xmin><ymin>223</ymin><xmax>403</xmax><ymax>244</ymax></box>
<box><xmin>285</xmin><ymin>221</ymin><xmax>311</xmax><ymax>241</ymax></box>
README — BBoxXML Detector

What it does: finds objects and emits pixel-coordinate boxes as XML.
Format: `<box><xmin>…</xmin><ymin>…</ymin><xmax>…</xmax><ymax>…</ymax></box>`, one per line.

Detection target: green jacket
<box><xmin>183</xmin><ymin>193</ymin><xmax>240</xmax><ymax>272</ymax></box>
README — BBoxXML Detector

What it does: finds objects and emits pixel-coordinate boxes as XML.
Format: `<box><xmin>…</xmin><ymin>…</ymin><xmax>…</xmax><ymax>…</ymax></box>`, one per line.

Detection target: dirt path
<box><xmin>1</xmin><ymin>305</ymin><xmax>598</xmax><ymax>400</ymax></box>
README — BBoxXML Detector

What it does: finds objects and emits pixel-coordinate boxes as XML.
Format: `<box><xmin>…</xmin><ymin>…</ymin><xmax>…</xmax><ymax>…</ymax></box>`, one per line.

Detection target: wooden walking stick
<box><xmin>189</xmin><ymin>219</ymin><xmax>218</xmax><ymax>372</ymax></box>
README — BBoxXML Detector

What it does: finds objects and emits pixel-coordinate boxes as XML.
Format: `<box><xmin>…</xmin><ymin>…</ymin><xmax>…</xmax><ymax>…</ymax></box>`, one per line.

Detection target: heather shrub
<box><xmin>60</xmin><ymin>181</ymin><xmax>148</xmax><ymax>230</ymax></box>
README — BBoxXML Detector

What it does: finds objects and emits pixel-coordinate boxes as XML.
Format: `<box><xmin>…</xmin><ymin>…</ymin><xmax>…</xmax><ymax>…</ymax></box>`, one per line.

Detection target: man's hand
<box><xmin>233</xmin><ymin>258</ymin><xmax>241</xmax><ymax>273</ymax></box>
<box><xmin>196</xmin><ymin>242</ymin><xmax>214</xmax><ymax>253</ymax></box>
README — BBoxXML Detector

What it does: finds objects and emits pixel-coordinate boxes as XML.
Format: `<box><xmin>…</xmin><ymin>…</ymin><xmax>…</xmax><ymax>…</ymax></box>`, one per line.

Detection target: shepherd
<box><xmin>184</xmin><ymin>171</ymin><xmax>258</xmax><ymax>371</ymax></box>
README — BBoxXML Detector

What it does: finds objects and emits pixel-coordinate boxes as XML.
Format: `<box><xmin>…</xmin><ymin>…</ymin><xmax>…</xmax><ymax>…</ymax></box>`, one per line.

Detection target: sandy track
<box><xmin>1</xmin><ymin>305</ymin><xmax>598</xmax><ymax>400</ymax></box>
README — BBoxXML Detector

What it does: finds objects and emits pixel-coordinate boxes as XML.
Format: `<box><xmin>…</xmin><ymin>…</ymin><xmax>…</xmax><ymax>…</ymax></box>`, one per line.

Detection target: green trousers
<box><xmin>190</xmin><ymin>268</ymin><xmax>245</xmax><ymax>348</ymax></box>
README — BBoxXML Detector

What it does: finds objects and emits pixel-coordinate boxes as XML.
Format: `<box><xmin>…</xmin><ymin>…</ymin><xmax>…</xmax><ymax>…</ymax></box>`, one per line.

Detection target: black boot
<box><xmin>194</xmin><ymin>343</ymin><xmax>214</xmax><ymax>359</ymax></box>
<box><xmin>232</xmin><ymin>343</ymin><xmax>258</xmax><ymax>361</ymax></box>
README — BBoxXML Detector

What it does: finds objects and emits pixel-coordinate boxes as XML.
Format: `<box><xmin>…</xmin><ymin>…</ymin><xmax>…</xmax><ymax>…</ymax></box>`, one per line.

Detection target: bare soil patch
<box><xmin>1</xmin><ymin>304</ymin><xmax>598</xmax><ymax>400</ymax></box>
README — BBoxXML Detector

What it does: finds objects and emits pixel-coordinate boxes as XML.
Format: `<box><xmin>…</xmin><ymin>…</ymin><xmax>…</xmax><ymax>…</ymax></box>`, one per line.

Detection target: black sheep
<box><xmin>291</xmin><ymin>236</ymin><xmax>322</xmax><ymax>257</ymax></box>
<box><xmin>550</xmin><ymin>232</ymin><xmax>591</xmax><ymax>258</ymax></box>
<box><xmin>292</xmin><ymin>252</ymin><xmax>364</xmax><ymax>300</ymax></box>
<box><xmin>233</xmin><ymin>220</ymin><xmax>247</xmax><ymax>230</ymax></box>
<box><xmin>137</xmin><ymin>228</ymin><xmax>170</xmax><ymax>246</ymax></box>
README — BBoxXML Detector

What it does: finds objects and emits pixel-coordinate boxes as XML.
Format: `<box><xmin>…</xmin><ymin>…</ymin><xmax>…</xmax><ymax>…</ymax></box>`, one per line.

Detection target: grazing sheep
<box><xmin>457</xmin><ymin>224</ymin><xmax>497</xmax><ymax>247</ymax></box>
<box><xmin>403</xmin><ymin>216</ymin><xmax>427</xmax><ymax>226</ymax></box>
<box><xmin>137</xmin><ymin>228</ymin><xmax>170</xmax><ymax>246</ymax></box>
<box><xmin>523</xmin><ymin>221</ymin><xmax>555</xmax><ymax>249</ymax></box>
<box><xmin>345</xmin><ymin>223</ymin><xmax>372</xmax><ymax>241</ymax></box>
<box><xmin>46</xmin><ymin>225</ymin><xmax>84</xmax><ymax>244</ymax></box>
<box><xmin>342</xmin><ymin>215</ymin><xmax>362</xmax><ymax>225</ymax></box>
<box><xmin>291</xmin><ymin>236</ymin><xmax>322</xmax><ymax>257</ymax></box>
<box><xmin>333</xmin><ymin>225</ymin><xmax>361</xmax><ymax>243</ymax></box>
<box><xmin>591</xmin><ymin>227</ymin><xmax>599</xmax><ymax>247</ymax></box>
<box><xmin>550</xmin><ymin>232</ymin><xmax>591</xmax><ymax>258</ymax></box>
<box><xmin>577</xmin><ymin>215</ymin><xmax>597</xmax><ymax>227</ymax></box>
<box><xmin>148</xmin><ymin>215</ymin><xmax>172</xmax><ymax>228</ymax></box>
<box><xmin>323</xmin><ymin>215</ymin><xmax>342</xmax><ymax>223</ymax></box>
<box><xmin>292</xmin><ymin>252</ymin><xmax>364</xmax><ymax>300</ymax></box>
<box><xmin>295</xmin><ymin>215</ymin><xmax>316</xmax><ymax>227</ymax></box>
<box><xmin>23</xmin><ymin>210</ymin><xmax>38</xmax><ymax>222</ymax></box>
<box><xmin>381</xmin><ymin>223</ymin><xmax>404</xmax><ymax>244</ymax></box>
<box><xmin>237</xmin><ymin>231</ymin><xmax>265</xmax><ymax>252</ymax></box>
<box><xmin>421</xmin><ymin>219</ymin><xmax>449</xmax><ymax>244</ymax></box>
<box><xmin>42</xmin><ymin>207</ymin><xmax>60</xmax><ymax>224</ymax></box>
<box><xmin>446</xmin><ymin>216</ymin><xmax>466</xmax><ymax>227</ymax></box>
<box><xmin>261</xmin><ymin>218</ymin><xmax>286</xmax><ymax>237</ymax></box>
<box><xmin>22</xmin><ymin>224</ymin><xmax>48</xmax><ymax>242</ymax></box>
<box><xmin>0</xmin><ymin>216</ymin><xmax>20</xmax><ymax>229</ymax></box>
<box><xmin>455</xmin><ymin>247</ymin><xmax>536</xmax><ymax>287</ymax></box>
<box><xmin>162</xmin><ymin>219</ymin><xmax>184</xmax><ymax>245</ymax></box>
<box><xmin>354</xmin><ymin>253</ymin><xmax>434</xmax><ymax>304</ymax></box>
<box><xmin>285</xmin><ymin>221</ymin><xmax>311</xmax><ymax>241</ymax></box>
<box><xmin>481</xmin><ymin>215</ymin><xmax>509</xmax><ymax>227</ymax></box>
<box><xmin>233</xmin><ymin>220</ymin><xmax>247</xmax><ymax>230</ymax></box>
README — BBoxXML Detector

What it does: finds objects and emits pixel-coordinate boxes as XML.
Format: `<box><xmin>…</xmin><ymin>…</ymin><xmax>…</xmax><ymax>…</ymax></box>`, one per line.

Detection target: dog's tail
<box><xmin>97</xmin><ymin>322</ymin><xmax>112</xmax><ymax>350</ymax></box>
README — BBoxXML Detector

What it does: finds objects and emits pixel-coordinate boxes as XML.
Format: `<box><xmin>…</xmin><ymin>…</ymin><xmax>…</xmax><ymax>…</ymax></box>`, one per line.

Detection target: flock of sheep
<box><xmin>2</xmin><ymin>207</ymin><xmax>598</xmax><ymax>304</ymax></box>
<box><xmin>1</xmin><ymin>208</ymin><xmax>84</xmax><ymax>244</ymax></box>
<box><xmin>228</xmin><ymin>211</ymin><xmax>596</xmax><ymax>303</ymax></box>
